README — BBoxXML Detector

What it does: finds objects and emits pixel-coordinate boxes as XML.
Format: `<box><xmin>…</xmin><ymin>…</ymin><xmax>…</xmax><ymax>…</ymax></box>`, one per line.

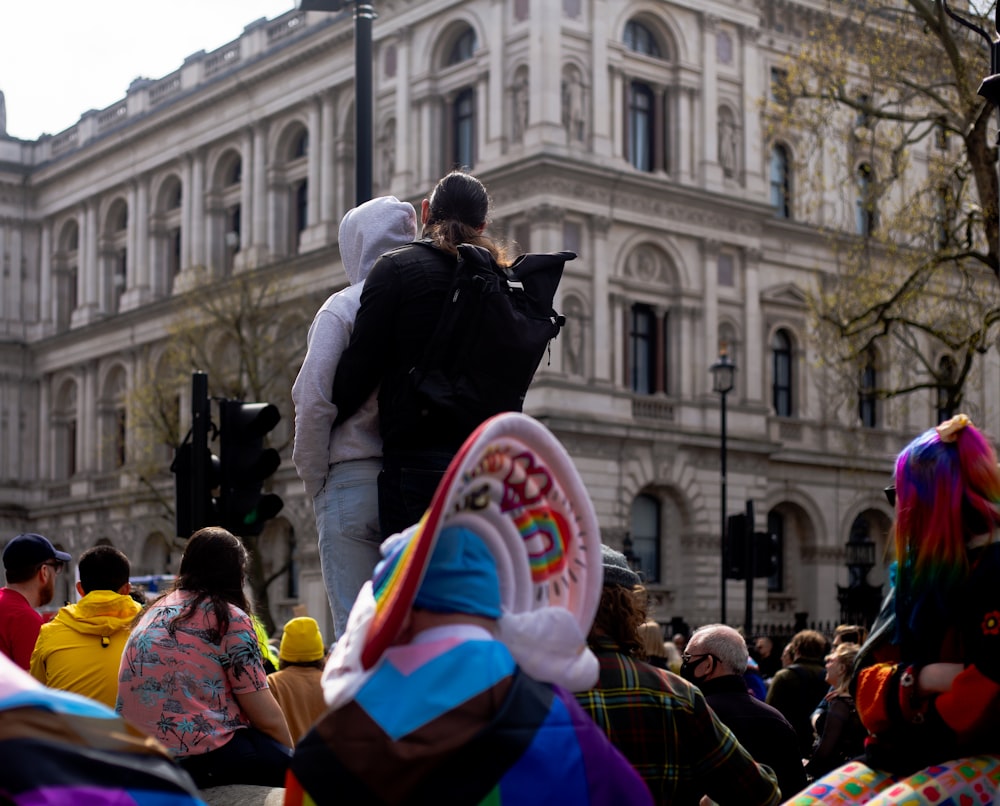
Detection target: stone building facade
<box><xmin>1</xmin><ymin>0</ymin><xmax>993</xmax><ymax>639</ymax></box>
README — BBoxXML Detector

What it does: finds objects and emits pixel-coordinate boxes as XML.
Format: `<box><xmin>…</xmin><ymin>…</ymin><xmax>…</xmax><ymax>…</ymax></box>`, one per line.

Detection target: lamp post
<box><xmin>710</xmin><ymin>347</ymin><xmax>736</xmax><ymax>623</ymax></box>
<box><xmin>296</xmin><ymin>0</ymin><xmax>375</xmax><ymax>204</ymax></box>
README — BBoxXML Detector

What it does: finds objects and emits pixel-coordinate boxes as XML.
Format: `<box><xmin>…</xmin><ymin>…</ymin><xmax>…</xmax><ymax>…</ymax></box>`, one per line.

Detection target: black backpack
<box><xmin>408</xmin><ymin>242</ymin><xmax>574</xmax><ymax>434</ymax></box>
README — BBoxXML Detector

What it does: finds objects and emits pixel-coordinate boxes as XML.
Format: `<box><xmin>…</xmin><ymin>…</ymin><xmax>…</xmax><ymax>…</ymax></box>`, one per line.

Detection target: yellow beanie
<box><xmin>279</xmin><ymin>617</ymin><xmax>325</xmax><ymax>663</ymax></box>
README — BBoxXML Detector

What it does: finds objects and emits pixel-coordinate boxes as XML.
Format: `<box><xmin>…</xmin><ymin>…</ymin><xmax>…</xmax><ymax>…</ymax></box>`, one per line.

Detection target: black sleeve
<box><xmin>331</xmin><ymin>255</ymin><xmax>400</xmax><ymax>423</ymax></box>
<box><xmin>805</xmin><ymin>698</ymin><xmax>849</xmax><ymax>779</ymax></box>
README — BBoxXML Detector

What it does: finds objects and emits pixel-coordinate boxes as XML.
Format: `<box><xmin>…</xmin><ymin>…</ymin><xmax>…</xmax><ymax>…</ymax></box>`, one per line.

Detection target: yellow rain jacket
<box><xmin>29</xmin><ymin>590</ymin><xmax>141</xmax><ymax>708</ymax></box>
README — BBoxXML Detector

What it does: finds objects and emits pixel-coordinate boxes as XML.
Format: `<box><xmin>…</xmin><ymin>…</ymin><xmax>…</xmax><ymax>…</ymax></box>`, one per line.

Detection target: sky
<box><xmin>1</xmin><ymin>1</ymin><xmax>297</xmax><ymax>141</ymax></box>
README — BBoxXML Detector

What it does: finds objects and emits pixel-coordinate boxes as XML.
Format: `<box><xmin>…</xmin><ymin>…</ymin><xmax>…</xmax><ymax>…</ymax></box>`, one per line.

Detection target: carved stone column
<box><xmin>590</xmin><ymin>215</ymin><xmax>613</xmax><ymax>383</ymax></box>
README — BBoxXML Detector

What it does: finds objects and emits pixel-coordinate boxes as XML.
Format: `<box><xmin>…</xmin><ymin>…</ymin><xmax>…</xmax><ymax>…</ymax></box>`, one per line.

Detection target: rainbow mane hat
<box><xmin>323</xmin><ymin>413</ymin><xmax>603</xmax><ymax>705</ymax></box>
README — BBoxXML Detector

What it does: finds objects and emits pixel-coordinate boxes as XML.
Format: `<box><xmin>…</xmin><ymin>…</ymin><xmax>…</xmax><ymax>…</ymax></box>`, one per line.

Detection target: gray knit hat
<box><xmin>601</xmin><ymin>544</ymin><xmax>641</xmax><ymax>588</ymax></box>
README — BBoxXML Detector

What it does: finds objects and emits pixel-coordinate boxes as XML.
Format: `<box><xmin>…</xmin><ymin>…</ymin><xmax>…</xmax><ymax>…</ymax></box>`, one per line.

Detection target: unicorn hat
<box><xmin>322</xmin><ymin>413</ymin><xmax>603</xmax><ymax>708</ymax></box>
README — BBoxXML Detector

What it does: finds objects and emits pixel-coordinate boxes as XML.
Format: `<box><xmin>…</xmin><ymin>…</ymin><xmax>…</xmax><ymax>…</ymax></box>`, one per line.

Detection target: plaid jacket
<box><xmin>575</xmin><ymin>638</ymin><xmax>780</xmax><ymax>806</ymax></box>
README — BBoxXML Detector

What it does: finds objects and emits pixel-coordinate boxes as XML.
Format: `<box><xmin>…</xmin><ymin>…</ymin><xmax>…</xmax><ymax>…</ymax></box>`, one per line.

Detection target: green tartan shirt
<box><xmin>574</xmin><ymin>637</ymin><xmax>780</xmax><ymax>806</ymax></box>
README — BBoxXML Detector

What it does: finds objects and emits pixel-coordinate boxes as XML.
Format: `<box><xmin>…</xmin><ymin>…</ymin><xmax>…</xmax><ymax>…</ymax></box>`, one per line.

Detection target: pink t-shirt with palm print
<box><xmin>116</xmin><ymin>589</ymin><xmax>268</xmax><ymax>756</ymax></box>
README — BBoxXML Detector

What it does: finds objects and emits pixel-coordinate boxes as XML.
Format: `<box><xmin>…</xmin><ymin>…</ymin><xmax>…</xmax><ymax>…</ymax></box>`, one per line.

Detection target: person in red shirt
<box><xmin>0</xmin><ymin>533</ymin><xmax>71</xmax><ymax>669</ymax></box>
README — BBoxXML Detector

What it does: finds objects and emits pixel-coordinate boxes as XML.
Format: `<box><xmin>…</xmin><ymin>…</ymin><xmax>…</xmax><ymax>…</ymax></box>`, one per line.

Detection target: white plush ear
<box><xmin>322</xmin><ymin>581</ymin><xmax>376</xmax><ymax>709</ymax></box>
<box><xmin>498</xmin><ymin>608</ymin><xmax>599</xmax><ymax>692</ymax></box>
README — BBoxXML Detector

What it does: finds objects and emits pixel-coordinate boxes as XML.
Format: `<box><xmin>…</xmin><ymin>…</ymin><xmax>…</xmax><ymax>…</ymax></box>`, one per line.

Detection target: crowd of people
<box><xmin>2</xmin><ymin>169</ymin><xmax>999</xmax><ymax>805</ymax></box>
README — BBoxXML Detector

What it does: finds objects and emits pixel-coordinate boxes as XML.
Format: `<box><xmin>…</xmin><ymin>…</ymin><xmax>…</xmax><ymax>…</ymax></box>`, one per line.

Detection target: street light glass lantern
<box><xmin>710</xmin><ymin>349</ymin><xmax>736</xmax><ymax>395</ymax></box>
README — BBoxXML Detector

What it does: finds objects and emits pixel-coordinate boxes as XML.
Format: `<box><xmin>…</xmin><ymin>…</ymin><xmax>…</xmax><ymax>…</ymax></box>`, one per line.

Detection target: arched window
<box><xmin>858</xmin><ymin>348</ymin><xmax>877</xmax><ymax>428</ymax></box>
<box><xmin>212</xmin><ymin>150</ymin><xmax>243</xmax><ymax>276</ymax></box>
<box><xmin>630</xmin><ymin>494</ymin><xmax>661</xmax><ymax>583</ymax></box>
<box><xmin>157</xmin><ymin>176</ymin><xmax>183</xmax><ymax>292</ymax></box>
<box><xmin>292</xmin><ymin>180</ymin><xmax>308</xmax><ymax>250</ymax></box>
<box><xmin>104</xmin><ymin>199</ymin><xmax>129</xmax><ymax>315</ymax></box>
<box><xmin>856</xmin><ymin>162</ymin><xmax>876</xmax><ymax>236</ymax></box>
<box><xmin>452</xmin><ymin>88</ymin><xmax>476</xmax><ymax>168</ymax></box>
<box><xmin>282</xmin><ymin>125</ymin><xmax>310</xmax><ymax>253</ymax></box>
<box><xmin>770</xmin><ymin>145</ymin><xmax>791</xmax><ymax>218</ymax></box>
<box><xmin>100</xmin><ymin>366</ymin><xmax>128</xmax><ymax>471</ymax></box>
<box><xmin>290</xmin><ymin>129</ymin><xmax>308</xmax><ymax>160</ymax></box>
<box><xmin>772</xmin><ymin>329</ymin><xmax>793</xmax><ymax>417</ymax></box>
<box><xmin>448</xmin><ymin>27</ymin><xmax>476</xmax><ymax>65</ymax></box>
<box><xmin>56</xmin><ymin>220</ymin><xmax>80</xmax><ymax>332</ymax></box>
<box><xmin>628</xmin><ymin>82</ymin><xmax>655</xmax><ymax>172</ymax></box>
<box><xmin>53</xmin><ymin>381</ymin><xmax>78</xmax><ymax>480</ymax></box>
<box><xmin>624</xmin><ymin>20</ymin><xmax>662</xmax><ymax>58</ymax></box>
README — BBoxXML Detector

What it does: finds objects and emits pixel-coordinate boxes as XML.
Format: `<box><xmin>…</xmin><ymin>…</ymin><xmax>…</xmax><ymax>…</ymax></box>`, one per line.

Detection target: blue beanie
<box><xmin>412</xmin><ymin>525</ymin><xmax>502</xmax><ymax>618</ymax></box>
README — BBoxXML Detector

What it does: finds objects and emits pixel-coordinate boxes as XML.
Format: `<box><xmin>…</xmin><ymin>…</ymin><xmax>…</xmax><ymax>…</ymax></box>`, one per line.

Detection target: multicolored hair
<box><xmin>892</xmin><ymin>417</ymin><xmax>1000</xmax><ymax>649</ymax></box>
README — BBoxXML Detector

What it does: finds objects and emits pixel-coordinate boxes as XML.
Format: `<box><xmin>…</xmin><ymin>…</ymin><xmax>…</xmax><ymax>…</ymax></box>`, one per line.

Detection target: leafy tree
<box><xmin>766</xmin><ymin>0</ymin><xmax>1000</xmax><ymax>419</ymax></box>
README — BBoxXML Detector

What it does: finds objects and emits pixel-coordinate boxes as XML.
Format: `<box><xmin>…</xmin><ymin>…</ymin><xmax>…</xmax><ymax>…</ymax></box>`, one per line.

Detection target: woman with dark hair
<box><xmin>116</xmin><ymin>527</ymin><xmax>292</xmax><ymax>788</ymax></box>
<box><xmin>331</xmin><ymin>171</ymin><xmax>517</xmax><ymax>538</ymax></box>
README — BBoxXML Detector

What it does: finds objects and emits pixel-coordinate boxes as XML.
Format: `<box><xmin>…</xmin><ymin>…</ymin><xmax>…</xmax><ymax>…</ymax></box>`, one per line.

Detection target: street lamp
<box><xmin>296</xmin><ymin>0</ymin><xmax>375</xmax><ymax>204</ymax></box>
<box><xmin>710</xmin><ymin>347</ymin><xmax>736</xmax><ymax>623</ymax></box>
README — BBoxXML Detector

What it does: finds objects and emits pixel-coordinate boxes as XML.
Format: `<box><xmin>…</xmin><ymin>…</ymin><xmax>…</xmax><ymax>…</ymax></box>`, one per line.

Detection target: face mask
<box><xmin>680</xmin><ymin>657</ymin><xmax>710</xmax><ymax>685</ymax></box>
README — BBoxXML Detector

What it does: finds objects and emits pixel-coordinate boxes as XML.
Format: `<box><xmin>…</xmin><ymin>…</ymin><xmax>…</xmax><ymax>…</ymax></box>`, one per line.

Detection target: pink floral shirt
<box><xmin>116</xmin><ymin>589</ymin><xmax>268</xmax><ymax>756</ymax></box>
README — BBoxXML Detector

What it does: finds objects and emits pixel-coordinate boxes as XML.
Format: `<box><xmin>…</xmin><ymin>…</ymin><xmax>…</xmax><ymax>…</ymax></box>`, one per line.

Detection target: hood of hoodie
<box><xmin>338</xmin><ymin>195</ymin><xmax>417</xmax><ymax>286</ymax></box>
<box><xmin>53</xmin><ymin>589</ymin><xmax>141</xmax><ymax>636</ymax></box>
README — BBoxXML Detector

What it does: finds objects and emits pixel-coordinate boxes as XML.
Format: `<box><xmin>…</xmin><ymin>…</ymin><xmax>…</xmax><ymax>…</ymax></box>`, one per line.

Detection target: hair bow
<box><xmin>936</xmin><ymin>413</ymin><xmax>972</xmax><ymax>443</ymax></box>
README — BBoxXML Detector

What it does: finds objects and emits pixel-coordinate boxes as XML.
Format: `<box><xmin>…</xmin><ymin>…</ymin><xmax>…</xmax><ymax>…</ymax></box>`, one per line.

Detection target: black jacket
<box><xmin>699</xmin><ymin>674</ymin><xmax>808</xmax><ymax>801</ymax></box>
<box><xmin>332</xmin><ymin>240</ymin><xmax>466</xmax><ymax>455</ymax></box>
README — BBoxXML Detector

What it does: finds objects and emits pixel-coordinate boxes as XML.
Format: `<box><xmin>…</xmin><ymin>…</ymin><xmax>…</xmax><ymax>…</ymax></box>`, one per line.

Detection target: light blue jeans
<box><xmin>312</xmin><ymin>457</ymin><xmax>382</xmax><ymax>641</ymax></box>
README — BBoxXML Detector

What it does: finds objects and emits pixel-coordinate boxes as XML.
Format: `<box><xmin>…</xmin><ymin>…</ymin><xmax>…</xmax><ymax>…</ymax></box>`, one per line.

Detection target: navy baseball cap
<box><xmin>2</xmin><ymin>533</ymin><xmax>71</xmax><ymax>572</ymax></box>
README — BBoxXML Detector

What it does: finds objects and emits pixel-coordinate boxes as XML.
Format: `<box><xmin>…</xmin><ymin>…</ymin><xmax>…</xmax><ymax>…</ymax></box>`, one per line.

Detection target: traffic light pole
<box><xmin>190</xmin><ymin>372</ymin><xmax>209</xmax><ymax>534</ymax></box>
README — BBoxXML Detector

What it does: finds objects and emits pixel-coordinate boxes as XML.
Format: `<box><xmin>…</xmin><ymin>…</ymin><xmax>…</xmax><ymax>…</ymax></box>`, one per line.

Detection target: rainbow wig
<box><xmin>892</xmin><ymin>416</ymin><xmax>1000</xmax><ymax>650</ymax></box>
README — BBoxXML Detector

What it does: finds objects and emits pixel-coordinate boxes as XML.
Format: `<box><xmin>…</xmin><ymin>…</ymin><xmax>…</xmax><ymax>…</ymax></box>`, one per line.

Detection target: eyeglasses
<box><xmin>884</xmin><ymin>485</ymin><xmax>895</xmax><ymax>507</ymax></box>
<box><xmin>681</xmin><ymin>652</ymin><xmax>716</xmax><ymax>666</ymax></box>
<box><xmin>41</xmin><ymin>560</ymin><xmax>65</xmax><ymax>575</ymax></box>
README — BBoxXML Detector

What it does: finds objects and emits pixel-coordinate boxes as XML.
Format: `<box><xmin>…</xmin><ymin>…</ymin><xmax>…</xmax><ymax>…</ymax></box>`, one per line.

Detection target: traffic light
<box><xmin>725</xmin><ymin>513</ymin><xmax>748</xmax><ymax>580</ymax></box>
<box><xmin>171</xmin><ymin>440</ymin><xmax>220</xmax><ymax>539</ymax></box>
<box><xmin>219</xmin><ymin>400</ymin><xmax>284</xmax><ymax>537</ymax></box>
<box><xmin>754</xmin><ymin>531</ymin><xmax>781</xmax><ymax>578</ymax></box>
<box><xmin>171</xmin><ymin>372</ymin><xmax>220</xmax><ymax>539</ymax></box>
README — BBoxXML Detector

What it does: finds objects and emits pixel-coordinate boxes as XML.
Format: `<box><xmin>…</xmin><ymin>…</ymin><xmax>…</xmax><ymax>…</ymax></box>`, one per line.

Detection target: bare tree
<box><xmin>765</xmin><ymin>0</ymin><xmax>1000</xmax><ymax>417</ymax></box>
<box><xmin>128</xmin><ymin>265</ymin><xmax>324</xmax><ymax>631</ymax></box>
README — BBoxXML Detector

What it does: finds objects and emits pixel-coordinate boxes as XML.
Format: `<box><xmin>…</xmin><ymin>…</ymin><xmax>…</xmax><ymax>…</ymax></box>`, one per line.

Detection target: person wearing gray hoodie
<box><xmin>291</xmin><ymin>196</ymin><xmax>417</xmax><ymax>640</ymax></box>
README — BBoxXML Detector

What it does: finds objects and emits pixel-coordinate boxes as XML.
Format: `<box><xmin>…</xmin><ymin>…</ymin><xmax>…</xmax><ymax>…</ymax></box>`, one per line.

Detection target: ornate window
<box><xmin>157</xmin><ymin>175</ymin><xmax>183</xmax><ymax>293</ymax></box>
<box><xmin>55</xmin><ymin>220</ymin><xmax>80</xmax><ymax>331</ymax></box>
<box><xmin>772</xmin><ymin>328</ymin><xmax>793</xmax><ymax>417</ymax></box>
<box><xmin>53</xmin><ymin>380</ymin><xmax>78</xmax><ymax>480</ymax></box>
<box><xmin>216</xmin><ymin>151</ymin><xmax>243</xmax><ymax>274</ymax></box>
<box><xmin>103</xmin><ymin>200</ymin><xmax>128</xmax><ymax>314</ymax></box>
<box><xmin>622</xmin><ymin>18</ymin><xmax>669</xmax><ymax>173</ymax></box>
<box><xmin>630</xmin><ymin>304</ymin><xmax>656</xmax><ymax>394</ymax></box>
<box><xmin>627</xmin><ymin>82</ymin><xmax>655</xmax><ymax>172</ymax></box>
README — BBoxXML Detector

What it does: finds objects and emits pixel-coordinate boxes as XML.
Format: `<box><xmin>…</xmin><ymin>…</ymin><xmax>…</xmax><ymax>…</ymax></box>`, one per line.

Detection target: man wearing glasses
<box><xmin>0</xmin><ymin>533</ymin><xmax>71</xmax><ymax>669</ymax></box>
<box><xmin>682</xmin><ymin>624</ymin><xmax>807</xmax><ymax>801</ymax></box>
